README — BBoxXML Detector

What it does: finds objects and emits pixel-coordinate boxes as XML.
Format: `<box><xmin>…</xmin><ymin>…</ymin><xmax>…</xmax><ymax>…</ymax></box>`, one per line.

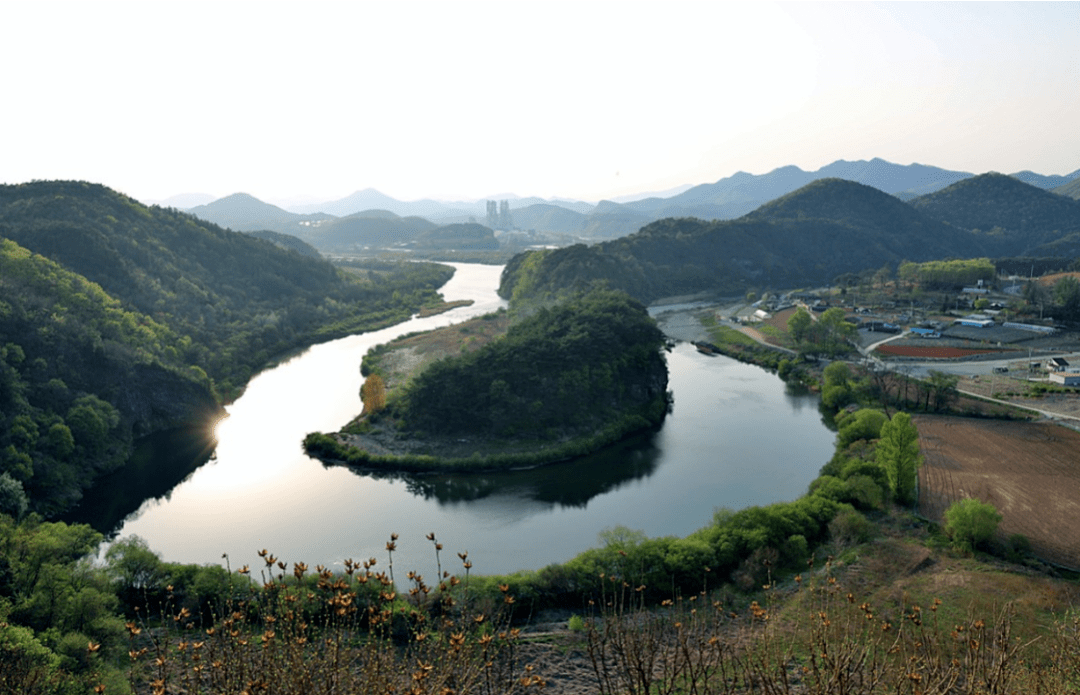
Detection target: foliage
<box><xmin>897</xmin><ymin>257</ymin><xmax>996</xmax><ymax>290</ymax></box>
<box><xmin>944</xmin><ymin>497</ymin><xmax>1003</xmax><ymax>552</ymax></box>
<box><xmin>1053</xmin><ymin>275</ymin><xmax>1080</xmax><ymax>319</ymax></box>
<box><xmin>393</xmin><ymin>288</ymin><xmax>668</xmax><ymax>439</ymax></box>
<box><xmin>876</xmin><ymin>412</ymin><xmax>922</xmax><ymax>506</ymax></box>
<box><xmin>0</xmin><ymin>183</ymin><xmax>459</xmax><ymax>515</ymax></box>
<box><xmin>360</xmin><ymin>373</ymin><xmax>387</xmax><ymax>416</ymax></box>
<box><xmin>836</xmin><ymin>408</ymin><xmax>887</xmax><ymax>450</ymax></box>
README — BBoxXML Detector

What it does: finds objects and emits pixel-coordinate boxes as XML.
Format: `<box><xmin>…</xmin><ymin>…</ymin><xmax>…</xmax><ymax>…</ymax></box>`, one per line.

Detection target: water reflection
<box><xmin>61</xmin><ymin>425</ymin><xmax>218</xmax><ymax>534</ymax></box>
<box><xmin>338</xmin><ymin>428</ymin><xmax>662</xmax><ymax>509</ymax></box>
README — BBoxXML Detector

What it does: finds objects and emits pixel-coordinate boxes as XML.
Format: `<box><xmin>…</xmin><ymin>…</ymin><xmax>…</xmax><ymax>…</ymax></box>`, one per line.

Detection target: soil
<box><xmin>914</xmin><ymin>415</ymin><xmax>1080</xmax><ymax>569</ymax></box>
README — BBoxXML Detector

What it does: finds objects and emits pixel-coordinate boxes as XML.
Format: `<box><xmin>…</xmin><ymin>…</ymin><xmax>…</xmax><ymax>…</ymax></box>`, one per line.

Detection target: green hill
<box><xmin>0</xmin><ymin>181</ymin><xmax>457</xmax><ymax>396</ymax></box>
<box><xmin>910</xmin><ymin>172</ymin><xmax>1080</xmax><ymax>256</ymax></box>
<box><xmin>500</xmin><ymin>179</ymin><xmax>995</xmax><ymax>305</ymax></box>
<box><xmin>0</xmin><ymin>238</ymin><xmax>220</xmax><ymax>516</ymax></box>
<box><xmin>305</xmin><ymin>211</ymin><xmax>438</xmax><ymax>250</ymax></box>
<box><xmin>0</xmin><ymin>181</ymin><xmax>463</xmax><ymax>516</ymax></box>
<box><xmin>1054</xmin><ymin>176</ymin><xmax>1080</xmax><ymax>200</ymax></box>
<box><xmin>245</xmin><ymin>229</ymin><xmax>323</xmax><ymax>257</ymax></box>
<box><xmin>412</xmin><ymin>223</ymin><xmax>498</xmax><ymax>251</ymax></box>
<box><xmin>394</xmin><ymin>288</ymin><xmax>668</xmax><ymax>440</ymax></box>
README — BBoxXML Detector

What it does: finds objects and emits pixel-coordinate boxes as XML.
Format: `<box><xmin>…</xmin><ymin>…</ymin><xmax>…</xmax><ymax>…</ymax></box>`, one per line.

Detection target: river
<box><xmin>68</xmin><ymin>263</ymin><xmax>838</xmax><ymax>576</ymax></box>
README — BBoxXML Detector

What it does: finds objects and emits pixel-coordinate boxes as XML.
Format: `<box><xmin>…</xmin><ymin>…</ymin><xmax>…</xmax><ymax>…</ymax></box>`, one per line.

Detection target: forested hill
<box><xmin>498</xmin><ymin>176</ymin><xmax>1080</xmax><ymax>305</ymax></box>
<box><xmin>0</xmin><ymin>238</ymin><xmax>219</xmax><ymax>517</ymax></box>
<box><xmin>0</xmin><ymin>181</ymin><xmax>454</xmax><ymax>396</ymax></box>
<box><xmin>392</xmin><ymin>288</ymin><xmax>668</xmax><ymax>440</ymax></box>
<box><xmin>499</xmin><ymin>180</ymin><xmax>991</xmax><ymax>305</ymax></box>
<box><xmin>0</xmin><ymin>181</ymin><xmax>460</xmax><ymax>518</ymax></box>
<box><xmin>909</xmin><ymin>173</ymin><xmax>1080</xmax><ymax>256</ymax></box>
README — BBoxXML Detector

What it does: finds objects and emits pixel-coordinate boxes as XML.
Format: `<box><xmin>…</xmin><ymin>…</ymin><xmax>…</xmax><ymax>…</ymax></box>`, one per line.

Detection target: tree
<box><xmin>875</xmin><ymin>412</ymin><xmax>922</xmax><ymax>506</ymax></box>
<box><xmin>360</xmin><ymin>374</ymin><xmax>387</xmax><ymax>416</ymax></box>
<box><xmin>926</xmin><ymin>370</ymin><xmax>959</xmax><ymax>411</ymax></box>
<box><xmin>787</xmin><ymin>308</ymin><xmax>813</xmax><ymax>344</ymax></box>
<box><xmin>944</xmin><ymin>497</ymin><xmax>1002</xmax><ymax>551</ymax></box>
<box><xmin>820</xmin><ymin>361</ymin><xmax>853</xmax><ymax>409</ymax></box>
<box><xmin>1053</xmin><ymin>275</ymin><xmax>1080</xmax><ymax>319</ymax></box>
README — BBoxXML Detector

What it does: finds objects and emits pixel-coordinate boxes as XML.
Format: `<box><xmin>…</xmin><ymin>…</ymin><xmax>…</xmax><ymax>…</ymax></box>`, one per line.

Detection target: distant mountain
<box><xmin>626</xmin><ymin>159</ymin><xmax>977</xmax><ymax>217</ymax></box>
<box><xmin>510</xmin><ymin>203</ymin><xmax>587</xmax><ymax>234</ymax></box>
<box><xmin>187</xmin><ymin>193</ymin><xmax>333</xmax><ymax>235</ymax></box>
<box><xmin>304</xmin><ymin>211</ymin><xmax>437</xmax><ymax>250</ymax></box>
<box><xmin>1009</xmin><ymin>169</ymin><xmax>1080</xmax><ymax>190</ymax></box>
<box><xmin>1053</xmin><ymin>176</ymin><xmax>1080</xmax><ymax>200</ymax></box>
<box><xmin>500</xmin><ymin>178</ymin><xmax>994</xmax><ymax>305</ymax></box>
<box><xmin>910</xmin><ymin>173</ymin><xmax>1080</xmax><ymax>256</ymax></box>
<box><xmin>152</xmin><ymin>192</ymin><xmax>216</xmax><ymax>208</ymax></box>
<box><xmin>287</xmin><ymin>188</ymin><xmax>471</xmax><ymax>219</ymax></box>
<box><xmin>173</xmin><ymin>158</ymin><xmax>1080</xmax><ymax>244</ymax></box>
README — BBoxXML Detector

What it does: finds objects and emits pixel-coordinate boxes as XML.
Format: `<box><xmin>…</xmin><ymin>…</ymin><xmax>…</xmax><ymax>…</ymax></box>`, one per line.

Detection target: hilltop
<box><xmin>499</xmin><ymin>175</ymin><xmax>1080</xmax><ymax>306</ymax></box>
<box><xmin>911</xmin><ymin>172</ymin><xmax>1080</xmax><ymax>256</ymax></box>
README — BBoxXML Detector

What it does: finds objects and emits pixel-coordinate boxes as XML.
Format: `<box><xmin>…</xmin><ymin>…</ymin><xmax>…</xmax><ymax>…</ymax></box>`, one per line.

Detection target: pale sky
<box><xmin>1</xmin><ymin>1</ymin><xmax>1077</xmax><ymax>206</ymax></box>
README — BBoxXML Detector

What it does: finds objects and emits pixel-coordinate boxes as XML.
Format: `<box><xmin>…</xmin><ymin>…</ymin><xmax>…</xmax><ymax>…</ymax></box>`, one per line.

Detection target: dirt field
<box><xmin>915</xmin><ymin>415</ymin><xmax>1080</xmax><ymax>569</ymax></box>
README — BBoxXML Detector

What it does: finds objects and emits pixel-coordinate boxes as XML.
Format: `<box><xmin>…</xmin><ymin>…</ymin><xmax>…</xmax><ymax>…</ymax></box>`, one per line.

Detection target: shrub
<box><xmin>828</xmin><ymin>508</ymin><xmax>876</xmax><ymax>547</ymax></box>
<box><xmin>944</xmin><ymin>497</ymin><xmax>1002</xmax><ymax>552</ymax></box>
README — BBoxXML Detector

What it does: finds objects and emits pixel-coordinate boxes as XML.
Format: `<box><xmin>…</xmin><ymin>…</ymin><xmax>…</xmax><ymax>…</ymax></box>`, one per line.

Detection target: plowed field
<box><xmin>915</xmin><ymin>415</ymin><xmax>1080</xmax><ymax>569</ymax></box>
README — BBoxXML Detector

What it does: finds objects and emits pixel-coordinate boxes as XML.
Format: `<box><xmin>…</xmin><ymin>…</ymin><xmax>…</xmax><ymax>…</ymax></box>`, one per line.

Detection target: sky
<box><xmin>2</xmin><ymin>1</ymin><xmax>1078</xmax><ymax>207</ymax></box>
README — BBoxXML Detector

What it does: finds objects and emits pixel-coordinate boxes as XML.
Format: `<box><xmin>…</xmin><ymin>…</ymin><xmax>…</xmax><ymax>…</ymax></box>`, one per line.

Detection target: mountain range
<box><xmin>498</xmin><ymin>173</ymin><xmax>1080</xmax><ymax>305</ymax></box>
<box><xmin>170</xmin><ymin>158</ymin><xmax>1080</xmax><ymax>247</ymax></box>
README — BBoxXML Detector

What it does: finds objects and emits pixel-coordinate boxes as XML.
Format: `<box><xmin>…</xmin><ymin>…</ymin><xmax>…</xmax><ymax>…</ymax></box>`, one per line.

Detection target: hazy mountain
<box><xmin>625</xmin><ymin>159</ymin><xmax>978</xmax><ymax>218</ymax></box>
<box><xmin>152</xmin><ymin>192</ymin><xmax>216</xmax><ymax>208</ymax></box>
<box><xmin>1008</xmin><ymin>169</ymin><xmax>1080</xmax><ymax>190</ymax></box>
<box><xmin>1054</xmin><ymin>177</ymin><xmax>1080</xmax><ymax>200</ymax></box>
<box><xmin>510</xmin><ymin>203</ymin><xmax>587</xmax><ymax>234</ymax></box>
<box><xmin>910</xmin><ymin>173</ymin><xmax>1080</xmax><ymax>256</ymax></box>
<box><xmin>187</xmin><ymin>193</ymin><xmax>332</xmax><ymax>235</ymax></box>
<box><xmin>286</xmin><ymin>188</ymin><xmax>472</xmax><ymax>219</ymax></box>
<box><xmin>171</xmin><ymin>158</ymin><xmax>1080</xmax><ymax>244</ymax></box>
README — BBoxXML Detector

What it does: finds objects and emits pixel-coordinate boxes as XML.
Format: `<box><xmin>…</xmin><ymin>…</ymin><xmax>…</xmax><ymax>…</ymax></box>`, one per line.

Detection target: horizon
<box><xmin>2</xmin><ymin>2</ymin><xmax>1078</xmax><ymax>206</ymax></box>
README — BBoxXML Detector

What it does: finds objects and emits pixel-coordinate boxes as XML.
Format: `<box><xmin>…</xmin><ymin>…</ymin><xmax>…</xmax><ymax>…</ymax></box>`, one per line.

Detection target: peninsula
<box><xmin>303</xmin><ymin>288</ymin><xmax>670</xmax><ymax>471</ymax></box>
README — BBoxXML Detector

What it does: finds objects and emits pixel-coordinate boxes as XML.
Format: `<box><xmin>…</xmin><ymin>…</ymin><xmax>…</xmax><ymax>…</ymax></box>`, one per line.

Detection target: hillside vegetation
<box><xmin>0</xmin><ymin>181</ymin><xmax>460</xmax><ymax>516</ymax></box>
<box><xmin>305</xmin><ymin>288</ymin><xmax>669</xmax><ymax>470</ymax></box>
<box><xmin>499</xmin><ymin>176</ymin><xmax>1080</xmax><ymax>305</ymax></box>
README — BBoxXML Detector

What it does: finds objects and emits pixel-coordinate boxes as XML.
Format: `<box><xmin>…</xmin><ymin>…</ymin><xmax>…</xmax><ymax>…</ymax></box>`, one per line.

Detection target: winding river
<box><xmin>68</xmin><ymin>264</ymin><xmax>838</xmax><ymax>576</ymax></box>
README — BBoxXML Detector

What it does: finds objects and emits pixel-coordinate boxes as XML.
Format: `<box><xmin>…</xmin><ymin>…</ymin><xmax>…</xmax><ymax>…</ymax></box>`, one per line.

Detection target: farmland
<box><xmin>915</xmin><ymin>415</ymin><xmax>1080</xmax><ymax>569</ymax></box>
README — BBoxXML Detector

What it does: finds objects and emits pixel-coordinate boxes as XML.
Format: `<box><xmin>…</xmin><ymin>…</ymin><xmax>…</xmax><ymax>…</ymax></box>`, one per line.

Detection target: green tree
<box><xmin>1053</xmin><ymin>275</ymin><xmax>1080</xmax><ymax>318</ymax></box>
<box><xmin>820</xmin><ymin>361</ymin><xmax>853</xmax><ymax>409</ymax></box>
<box><xmin>876</xmin><ymin>412</ymin><xmax>922</xmax><ymax>506</ymax></box>
<box><xmin>944</xmin><ymin>497</ymin><xmax>1002</xmax><ymax>551</ymax></box>
<box><xmin>787</xmin><ymin>308</ymin><xmax>813</xmax><ymax>344</ymax></box>
<box><xmin>836</xmin><ymin>408</ymin><xmax>887</xmax><ymax>449</ymax></box>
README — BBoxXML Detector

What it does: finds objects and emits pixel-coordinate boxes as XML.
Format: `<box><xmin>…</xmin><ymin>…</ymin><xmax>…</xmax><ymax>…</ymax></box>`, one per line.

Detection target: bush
<box><xmin>828</xmin><ymin>508</ymin><xmax>876</xmax><ymax>547</ymax></box>
<box><xmin>944</xmin><ymin>498</ymin><xmax>1002</xmax><ymax>552</ymax></box>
